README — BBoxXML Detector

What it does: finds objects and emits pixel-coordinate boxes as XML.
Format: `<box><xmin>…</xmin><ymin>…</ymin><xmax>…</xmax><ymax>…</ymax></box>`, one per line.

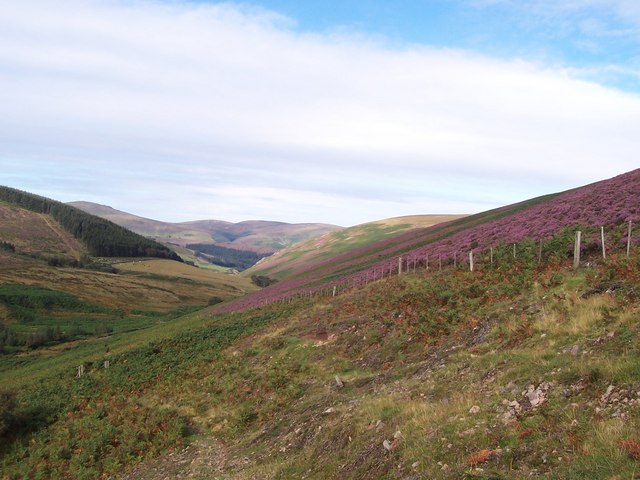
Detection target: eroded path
<box><xmin>39</xmin><ymin>213</ymin><xmax>83</xmax><ymax>260</ymax></box>
<box><xmin>116</xmin><ymin>436</ymin><xmax>231</xmax><ymax>480</ymax></box>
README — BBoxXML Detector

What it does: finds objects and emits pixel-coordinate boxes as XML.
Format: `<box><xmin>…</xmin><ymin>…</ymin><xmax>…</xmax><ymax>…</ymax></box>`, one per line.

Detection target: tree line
<box><xmin>0</xmin><ymin>186</ymin><xmax>181</xmax><ymax>260</ymax></box>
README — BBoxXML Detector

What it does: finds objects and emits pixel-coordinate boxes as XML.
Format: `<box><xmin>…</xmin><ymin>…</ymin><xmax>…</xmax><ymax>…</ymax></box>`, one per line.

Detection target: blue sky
<box><xmin>1</xmin><ymin>0</ymin><xmax>639</xmax><ymax>226</ymax></box>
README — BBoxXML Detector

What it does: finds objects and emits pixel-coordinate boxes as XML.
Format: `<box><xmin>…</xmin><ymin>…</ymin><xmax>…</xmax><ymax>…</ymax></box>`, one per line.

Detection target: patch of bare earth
<box><xmin>116</xmin><ymin>436</ymin><xmax>230</xmax><ymax>480</ymax></box>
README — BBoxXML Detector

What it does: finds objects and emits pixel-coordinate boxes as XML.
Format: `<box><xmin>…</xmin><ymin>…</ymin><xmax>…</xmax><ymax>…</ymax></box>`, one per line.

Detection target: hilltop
<box><xmin>69</xmin><ymin>201</ymin><xmax>341</xmax><ymax>254</ymax></box>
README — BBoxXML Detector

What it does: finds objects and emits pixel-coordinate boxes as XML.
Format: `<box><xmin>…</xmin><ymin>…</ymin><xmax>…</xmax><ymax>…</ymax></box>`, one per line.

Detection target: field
<box><xmin>0</xmin><ymin>259</ymin><xmax>256</xmax><ymax>313</ymax></box>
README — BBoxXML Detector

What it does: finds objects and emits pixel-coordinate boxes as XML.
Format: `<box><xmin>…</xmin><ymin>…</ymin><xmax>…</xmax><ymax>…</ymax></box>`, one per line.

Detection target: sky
<box><xmin>1</xmin><ymin>0</ymin><xmax>639</xmax><ymax>226</ymax></box>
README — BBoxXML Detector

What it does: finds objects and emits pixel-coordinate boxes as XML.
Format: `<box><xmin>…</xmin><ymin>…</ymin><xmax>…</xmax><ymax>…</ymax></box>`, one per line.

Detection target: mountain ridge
<box><xmin>68</xmin><ymin>201</ymin><xmax>342</xmax><ymax>254</ymax></box>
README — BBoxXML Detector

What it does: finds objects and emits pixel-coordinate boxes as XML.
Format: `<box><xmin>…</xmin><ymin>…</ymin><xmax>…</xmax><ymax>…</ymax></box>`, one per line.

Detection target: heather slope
<box><xmin>248</xmin><ymin>214</ymin><xmax>465</xmax><ymax>280</ymax></box>
<box><xmin>217</xmin><ymin>169</ymin><xmax>640</xmax><ymax>313</ymax></box>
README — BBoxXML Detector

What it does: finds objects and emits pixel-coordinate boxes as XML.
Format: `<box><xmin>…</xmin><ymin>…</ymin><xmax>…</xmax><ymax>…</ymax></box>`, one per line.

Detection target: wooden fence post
<box><xmin>426</xmin><ymin>254</ymin><xmax>429</xmax><ymax>270</ymax></box>
<box><xmin>490</xmin><ymin>247</ymin><xmax>493</xmax><ymax>265</ymax></box>
<box><xmin>513</xmin><ymin>244</ymin><xmax>516</xmax><ymax>259</ymax></box>
<box><xmin>469</xmin><ymin>251</ymin><xmax>474</xmax><ymax>272</ymax></box>
<box><xmin>398</xmin><ymin>257</ymin><xmax>403</xmax><ymax>275</ymax></box>
<box><xmin>538</xmin><ymin>239</ymin><xmax>543</xmax><ymax>264</ymax></box>
<box><xmin>601</xmin><ymin>226</ymin><xmax>606</xmax><ymax>259</ymax></box>
<box><xmin>438</xmin><ymin>256</ymin><xmax>442</xmax><ymax>271</ymax></box>
<box><xmin>573</xmin><ymin>230</ymin><xmax>582</xmax><ymax>269</ymax></box>
<box><xmin>76</xmin><ymin>365</ymin><xmax>84</xmax><ymax>378</ymax></box>
<box><xmin>627</xmin><ymin>221</ymin><xmax>632</xmax><ymax>258</ymax></box>
<box><xmin>453</xmin><ymin>253</ymin><xmax>457</xmax><ymax>269</ymax></box>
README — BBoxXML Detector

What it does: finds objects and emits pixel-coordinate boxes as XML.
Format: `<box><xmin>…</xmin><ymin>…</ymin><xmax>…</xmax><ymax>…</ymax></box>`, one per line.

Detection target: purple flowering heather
<box><xmin>213</xmin><ymin>169</ymin><xmax>640</xmax><ymax>313</ymax></box>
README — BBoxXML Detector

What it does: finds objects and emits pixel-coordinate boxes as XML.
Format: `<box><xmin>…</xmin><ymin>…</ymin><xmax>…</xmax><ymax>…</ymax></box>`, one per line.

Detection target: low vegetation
<box><xmin>1</xmin><ymin>232</ymin><xmax>638</xmax><ymax>478</ymax></box>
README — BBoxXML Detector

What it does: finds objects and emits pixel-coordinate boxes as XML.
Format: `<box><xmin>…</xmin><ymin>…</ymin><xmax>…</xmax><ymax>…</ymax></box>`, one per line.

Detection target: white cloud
<box><xmin>1</xmin><ymin>0</ymin><xmax>639</xmax><ymax>225</ymax></box>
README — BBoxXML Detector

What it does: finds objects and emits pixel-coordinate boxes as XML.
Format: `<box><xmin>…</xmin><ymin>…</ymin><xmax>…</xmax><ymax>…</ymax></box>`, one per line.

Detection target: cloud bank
<box><xmin>1</xmin><ymin>0</ymin><xmax>639</xmax><ymax>225</ymax></box>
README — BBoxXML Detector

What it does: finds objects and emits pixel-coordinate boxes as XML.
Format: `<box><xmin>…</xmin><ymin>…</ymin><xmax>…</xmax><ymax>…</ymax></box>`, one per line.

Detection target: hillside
<box><xmin>69</xmin><ymin>201</ymin><xmax>341</xmax><ymax>254</ymax></box>
<box><xmin>0</xmin><ymin>187</ymin><xmax>258</xmax><ymax>361</ymax></box>
<box><xmin>219</xmin><ymin>169</ymin><xmax>640</xmax><ymax>313</ymax></box>
<box><xmin>249</xmin><ymin>214</ymin><xmax>466</xmax><ymax>280</ymax></box>
<box><xmin>1</xmin><ymin>170</ymin><xmax>639</xmax><ymax>479</ymax></box>
<box><xmin>1</xmin><ymin>225</ymin><xmax>639</xmax><ymax>479</ymax></box>
<box><xmin>0</xmin><ymin>187</ymin><xmax>180</xmax><ymax>261</ymax></box>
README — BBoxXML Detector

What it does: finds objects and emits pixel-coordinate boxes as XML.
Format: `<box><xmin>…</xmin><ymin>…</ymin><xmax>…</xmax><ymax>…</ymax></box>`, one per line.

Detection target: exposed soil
<box><xmin>116</xmin><ymin>436</ymin><xmax>230</xmax><ymax>480</ymax></box>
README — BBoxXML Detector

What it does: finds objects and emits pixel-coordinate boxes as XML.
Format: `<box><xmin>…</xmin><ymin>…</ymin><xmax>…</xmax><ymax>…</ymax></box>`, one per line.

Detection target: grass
<box><xmin>1</xmin><ymin>242</ymin><xmax>639</xmax><ymax>479</ymax></box>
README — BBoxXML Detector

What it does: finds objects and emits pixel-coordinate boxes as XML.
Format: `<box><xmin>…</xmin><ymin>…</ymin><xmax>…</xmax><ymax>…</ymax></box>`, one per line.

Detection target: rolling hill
<box><xmin>1</xmin><ymin>169</ymin><xmax>639</xmax><ymax>480</ymax></box>
<box><xmin>249</xmin><ymin>214</ymin><xmax>466</xmax><ymax>280</ymax></box>
<box><xmin>69</xmin><ymin>201</ymin><xmax>342</xmax><ymax>254</ymax></box>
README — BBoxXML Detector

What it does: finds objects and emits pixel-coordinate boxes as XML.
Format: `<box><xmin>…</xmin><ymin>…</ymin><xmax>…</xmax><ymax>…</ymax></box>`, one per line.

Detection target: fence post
<box><xmin>469</xmin><ymin>251</ymin><xmax>474</xmax><ymax>272</ymax></box>
<box><xmin>490</xmin><ymin>247</ymin><xmax>493</xmax><ymax>265</ymax></box>
<box><xmin>426</xmin><ymin>254</ymin><xmax>429</xmax><ymax>270</ymax></box>
<box><xmin>332</xmin><ymin>286</ymin><xmax>337</xmax><ymax>297</ymax></box>
<box><xmin>601</xmin><ymin>226</ymin><xmax>606</xmax><ymax>260</ymax></box>
<box><xmin>573</xmin><ymin>230</ymin><xmax>582</xmax><ymax>269</ymax></box>
<box><xmin>627</xmin><ymin>221</ymin><xmax>632</xmax><ymax>258</ymax></box>
<box><xmin>439</xmin><ymin>256</ymin><xmax>442</xmax><ymax>271</ymax></box>
<box><xmin>538</xmin><ymin>239</ymin><xmax>543</xmax><ymax>264</ymax></box>
<box><xmin>513</xmin><ymin>244</ymin><xmax>516</xmax><ymax>259</ymax></box>
<box><xmin>453</xmin><ymin>253</ymin><xmax>457</xmax><ymax>269</ymax></box>
<box><xmin>76</xmin><ymin>365</ymin><xmax>84</xmax><ymax>378</ymax></box>
<box><xmin>398</xmin><ymin>257</ymin><xmax>403</xmax><ymax>275</ymax></box>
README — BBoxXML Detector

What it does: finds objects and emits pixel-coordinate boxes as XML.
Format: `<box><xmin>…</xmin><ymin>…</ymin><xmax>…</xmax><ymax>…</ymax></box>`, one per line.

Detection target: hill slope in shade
<box><xmin>69</xmin><ymin>201</ymin><xmax>342</xmax><ymax>254</ymax></box>
<box><xmin>217</xmin><ymin>168</ymin><xmax>640</xmax><ymax>312</ymax></box>
<box><xmin>249</xmin><ymin>214</ymin><xmax>466</xmax><ymax>280</ymax></box>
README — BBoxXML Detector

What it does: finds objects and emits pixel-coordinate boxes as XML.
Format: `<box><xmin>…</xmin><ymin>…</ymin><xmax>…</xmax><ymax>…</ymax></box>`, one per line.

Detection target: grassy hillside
<box><xmin>1</xmin><ymin>235</ymin><xmax>638</xmax><ymax>479</ymax></box>
<box><xmin>249</xmin><ymin>214</ymin><xmax>465</xmax><ymax>280</ymax></box>
<box><xmin>0</xmin><ymin>192</ymin><xmax>258</xmax><ymax>370</ymax></box>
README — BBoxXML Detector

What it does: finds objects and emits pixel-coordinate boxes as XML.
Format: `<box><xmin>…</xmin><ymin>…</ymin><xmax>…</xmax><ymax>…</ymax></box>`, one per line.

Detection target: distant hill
<box><xmin>249</xmin><ymin>214</ymin><xmax>466</xmax><ymax>280</ymax></box>
<box><xmin>69</xmin><ymin>201</ymin><xmax>342</xmax><ymax>254</ymax></box>
<box><xmin>0</xmin><ymin>187</ymin><xmax>181</xmax><ymax>261</ymax></box>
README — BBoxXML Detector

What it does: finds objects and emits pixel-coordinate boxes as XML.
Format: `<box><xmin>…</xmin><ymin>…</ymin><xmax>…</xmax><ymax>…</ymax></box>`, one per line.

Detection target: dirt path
<box><xmin>116</xmin><ymin>436</ymin><xmax>232</xmax><ymax>480</ymax></box>
<box><xmin>38</xmin><ymin>213</ymin><xmax>82</xmax><ymax>260</ymax></box>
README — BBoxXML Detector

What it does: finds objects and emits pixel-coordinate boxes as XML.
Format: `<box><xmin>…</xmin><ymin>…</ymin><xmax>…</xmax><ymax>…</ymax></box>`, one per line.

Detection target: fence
<box><xmin>260</xmin><ymin>220</ymin><xmax>636</xmax><ymax>308</ymax></box>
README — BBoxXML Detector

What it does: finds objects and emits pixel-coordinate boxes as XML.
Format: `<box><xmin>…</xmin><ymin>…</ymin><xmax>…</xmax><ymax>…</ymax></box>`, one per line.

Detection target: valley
<box><xmin>0</xmin><ymin>170</ymin><xmax>639</xmax><ymax>479</ymax></box>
